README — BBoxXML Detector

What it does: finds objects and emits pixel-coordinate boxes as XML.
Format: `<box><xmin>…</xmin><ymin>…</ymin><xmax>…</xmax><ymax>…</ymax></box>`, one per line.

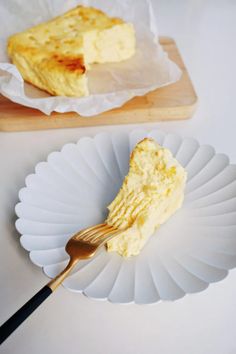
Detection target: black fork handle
<box><xmin>0</xmin><ymin>285</ymin><xmax>52</xmax><ymax>344</ymax></box>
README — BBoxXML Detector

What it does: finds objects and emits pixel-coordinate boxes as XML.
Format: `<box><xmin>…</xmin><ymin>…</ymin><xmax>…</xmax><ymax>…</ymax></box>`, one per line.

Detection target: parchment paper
<box><xmin>0</xmin><ymin>0</ymin><xmax>182</xmax><ymax>116</ymax></box>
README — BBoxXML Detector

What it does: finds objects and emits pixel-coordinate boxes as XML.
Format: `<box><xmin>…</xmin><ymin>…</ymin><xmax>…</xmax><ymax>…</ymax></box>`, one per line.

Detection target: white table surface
<box><xmin>1</xmin><ymin>0</ymin><xmax>236</xmax><ymax>353</ymax></box>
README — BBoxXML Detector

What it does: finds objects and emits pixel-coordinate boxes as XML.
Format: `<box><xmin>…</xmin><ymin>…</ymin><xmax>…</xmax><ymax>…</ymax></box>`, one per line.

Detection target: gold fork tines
<box><xmin>78</xmin><ymin>223</ymin><xmax>111</xmax><ymax>242</ymax></box>
<box><xmin>47</xmin><ymin>223</ymin><xmax>120</xmax><ymax>291</ymax></box>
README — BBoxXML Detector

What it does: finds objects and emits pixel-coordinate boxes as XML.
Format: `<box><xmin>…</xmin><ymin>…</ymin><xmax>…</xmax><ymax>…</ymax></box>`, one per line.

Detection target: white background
<box><xmin>1</xmin><ymin>0</ymin><xmax>236</xmax><ymax>353</ymax></box>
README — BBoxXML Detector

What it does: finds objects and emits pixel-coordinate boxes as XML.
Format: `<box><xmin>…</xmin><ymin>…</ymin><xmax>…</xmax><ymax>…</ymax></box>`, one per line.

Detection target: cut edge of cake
<box><xmin>106</xmin><ymin>138</ymin><xmax>187</xmax><ymax>257</ymax></box>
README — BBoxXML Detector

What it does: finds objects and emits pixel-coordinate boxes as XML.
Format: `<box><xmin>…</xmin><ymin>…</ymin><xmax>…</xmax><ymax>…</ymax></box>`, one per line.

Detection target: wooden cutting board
<box><xmin>0</xmin><ymin>37</ymin><xmax>197</xmax><ymax>132</ymax></box>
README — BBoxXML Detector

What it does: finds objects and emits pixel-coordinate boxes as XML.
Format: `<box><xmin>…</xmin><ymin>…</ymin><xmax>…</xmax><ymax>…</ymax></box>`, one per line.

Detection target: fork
<box><xmin>0</xmin><ymin>223</ymin><xmax>120</xmax><ymax>344</ymax></box>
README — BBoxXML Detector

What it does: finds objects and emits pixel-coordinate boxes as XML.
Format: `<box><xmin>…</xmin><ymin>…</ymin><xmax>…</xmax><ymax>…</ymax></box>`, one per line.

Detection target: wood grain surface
<box><xmin>0</xmin><ymin>37</ymin><xmax>197</xmax><ymax>132</ymax></box>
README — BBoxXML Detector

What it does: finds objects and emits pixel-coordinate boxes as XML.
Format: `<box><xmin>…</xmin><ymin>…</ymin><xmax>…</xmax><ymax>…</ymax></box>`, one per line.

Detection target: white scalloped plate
<box><xmin>15</xmin><ymin>129</ymin><xmax>236</xmax><ymax>304</ymax></box>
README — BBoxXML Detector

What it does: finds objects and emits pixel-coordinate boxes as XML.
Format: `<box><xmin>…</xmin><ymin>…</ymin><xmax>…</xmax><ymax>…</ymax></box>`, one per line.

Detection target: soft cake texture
<box><xmin>106</xmin><ymin>138</ymin><xmax>187</xmax><ymax>257</ymax></box>
<box><xmin>7</xmin><ymin>5</ymin><xmax>136</xmax><ymax>97</ymax></box>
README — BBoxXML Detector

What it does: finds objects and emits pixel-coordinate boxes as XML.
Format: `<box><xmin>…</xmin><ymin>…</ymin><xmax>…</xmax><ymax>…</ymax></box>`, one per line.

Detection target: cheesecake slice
<box><xmin>106</xmin><ymin>138</ymin><xmax>187</xmax><ymax>257</ymax></box>
<box><xmin>7</xmin><ymin>5</ymin><xmax>136</xmax><ymax>97</ymax></box>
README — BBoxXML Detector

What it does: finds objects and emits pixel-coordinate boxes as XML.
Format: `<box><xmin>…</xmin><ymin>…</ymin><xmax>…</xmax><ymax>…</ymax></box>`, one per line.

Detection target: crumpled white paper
<box><xmin>0</xmin><ymin>0</ymin><xmax>182</xmax><ymax>116</ymax></box>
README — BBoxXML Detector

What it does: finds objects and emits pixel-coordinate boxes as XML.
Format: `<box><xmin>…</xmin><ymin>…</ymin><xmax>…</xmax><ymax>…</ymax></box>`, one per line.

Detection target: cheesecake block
<box><xmin>106</xmin><ymin>138</ymin><xmax>187</xmax><ymax>257</ymax></box>
<box><xmin>7</xmin><ymin>5</ymin><xmax>136</xmax><ymax>96</ymax></box>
